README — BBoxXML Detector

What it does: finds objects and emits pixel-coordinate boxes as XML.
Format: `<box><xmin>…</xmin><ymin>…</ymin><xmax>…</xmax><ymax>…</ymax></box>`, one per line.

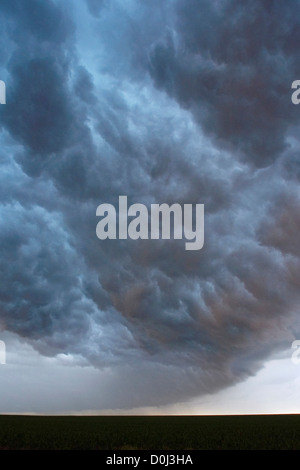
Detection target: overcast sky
<box><xmin>0</xmin><ymin>0</ymin><xmax>300</xmax><ymax>414</ymax></box>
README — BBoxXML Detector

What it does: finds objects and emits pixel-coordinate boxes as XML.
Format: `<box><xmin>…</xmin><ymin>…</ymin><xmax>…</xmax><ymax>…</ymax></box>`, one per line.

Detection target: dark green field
<box><xmin>0</xmin><ymin>414</ymin><xmax>299</xmax><ymax>450</ymax></box>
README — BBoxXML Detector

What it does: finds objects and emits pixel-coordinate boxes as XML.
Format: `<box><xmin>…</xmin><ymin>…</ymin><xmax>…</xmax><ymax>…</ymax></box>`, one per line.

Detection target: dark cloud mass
<box><xmin>149</xmin><ymin>0</ymin><xmax>300</xmax><ymax>167</ymax></box>
<box><xmin>0</xmin><ymin>0</ymin><xmax>299</xmax><ymax>410</ymax></box>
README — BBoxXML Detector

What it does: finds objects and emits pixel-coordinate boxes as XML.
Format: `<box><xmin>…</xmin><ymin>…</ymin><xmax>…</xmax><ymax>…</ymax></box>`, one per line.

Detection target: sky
<box><xmin>0</xmin><ymin>0</ymin><xmax>299</xmax><ymax>415</ymax></box>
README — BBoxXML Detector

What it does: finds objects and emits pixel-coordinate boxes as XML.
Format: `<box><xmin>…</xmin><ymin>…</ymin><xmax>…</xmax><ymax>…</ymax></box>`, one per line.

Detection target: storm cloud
<box><xmin>0</xmin><ymin>0</ymin><xmax>299</xmax><ymax>410</ymax></box>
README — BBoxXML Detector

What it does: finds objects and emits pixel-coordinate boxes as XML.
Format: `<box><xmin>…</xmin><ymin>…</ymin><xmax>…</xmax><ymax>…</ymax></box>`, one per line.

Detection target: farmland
<box><xmin>0</xmin><ymin>414</ymin><xmax>299</xmax><ymax>450</ymax></box>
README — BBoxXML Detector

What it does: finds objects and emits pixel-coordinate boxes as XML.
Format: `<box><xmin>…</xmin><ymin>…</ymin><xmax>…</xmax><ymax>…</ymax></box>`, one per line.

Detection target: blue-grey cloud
<box><xmin>0</xmin><ymin>0</ymin><xmax>299</xmax><ymax>410</ymax></box>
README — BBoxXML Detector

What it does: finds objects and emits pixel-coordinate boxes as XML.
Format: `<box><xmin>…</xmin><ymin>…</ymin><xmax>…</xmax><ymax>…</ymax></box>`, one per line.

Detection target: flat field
<box><xmin>0</xmin><ymin>414</ymin><xmax>299</xmax><ymax>450</ymax></box>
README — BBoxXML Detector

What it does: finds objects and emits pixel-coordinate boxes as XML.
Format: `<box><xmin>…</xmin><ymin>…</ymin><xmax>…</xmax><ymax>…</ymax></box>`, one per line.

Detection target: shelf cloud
<box><xmin>0</xmin><ymin>0</ymin><xmax>299</xmax><ymax>409</ymax></box>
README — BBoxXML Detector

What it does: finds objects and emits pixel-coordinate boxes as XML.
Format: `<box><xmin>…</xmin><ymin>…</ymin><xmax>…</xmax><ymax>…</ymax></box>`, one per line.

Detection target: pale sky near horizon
<box><xmin>0</xmin><ymin>330</ymin><xmax>299</xmax><ymax>415</ymax></box>
<box><xmin>0</xmin><ymin>0</ymin><xmax>300</xmax><ymax>415</ymax></box>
